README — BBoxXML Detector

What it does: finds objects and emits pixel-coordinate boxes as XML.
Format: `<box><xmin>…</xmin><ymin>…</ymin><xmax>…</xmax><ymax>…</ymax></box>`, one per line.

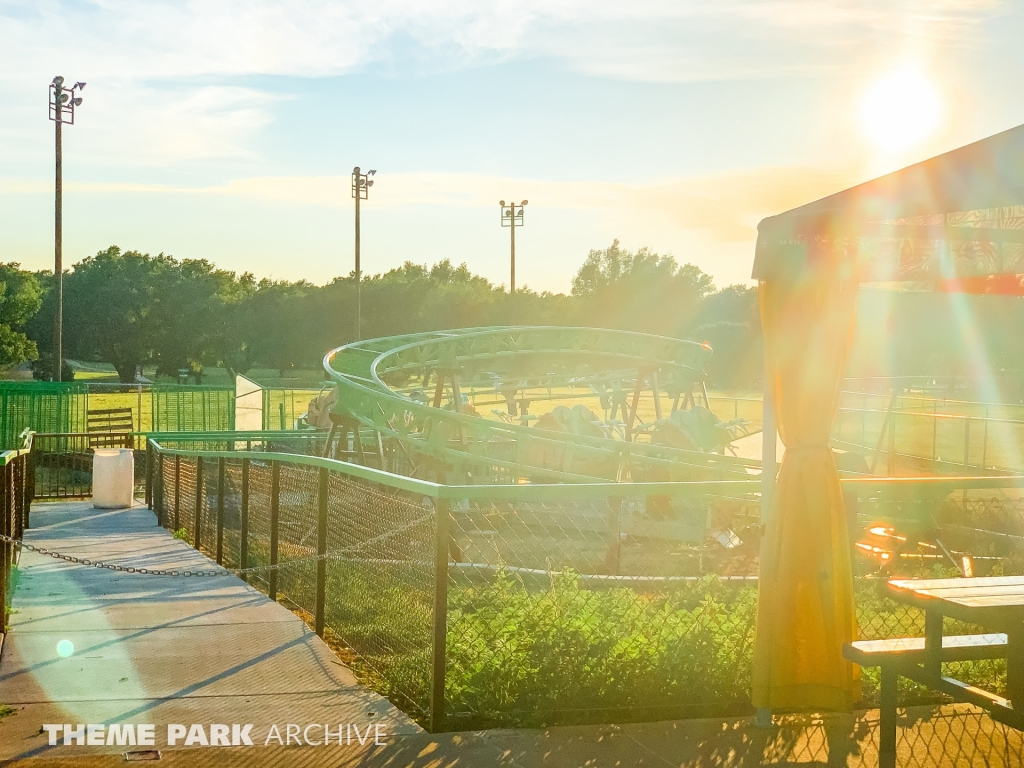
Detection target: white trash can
<box><xmin>92</xmin><ymin>448</ymin><xmax>135</xmax><ymax>509</ymax></box>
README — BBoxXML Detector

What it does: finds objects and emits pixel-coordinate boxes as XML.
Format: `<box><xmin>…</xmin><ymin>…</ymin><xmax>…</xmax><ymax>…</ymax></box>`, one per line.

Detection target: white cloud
<box><xmin>0</xmin><ymin>1</ymin><xmax>1002</xmax><ymax>84</ymax></box>
<box><xmin>0</xmin><ymin>0</ymin><xmax>1002</xmax><ymax>168</ymax></box>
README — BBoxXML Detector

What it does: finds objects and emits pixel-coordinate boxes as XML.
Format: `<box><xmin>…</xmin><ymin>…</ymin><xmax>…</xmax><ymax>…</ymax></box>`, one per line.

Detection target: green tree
<box><xmin>148</xmin><ymin>257</ymin><xmax>241</xmax><ymax>383</ymax></box>
<box><xmin>571</xmin><ymin>240</ymin><xmax>715</xmax><ymax>335</ymax></box>
<box><xmin>0</xmin><ymin>263</ymin><xmax>42</xmax><ymax>369</ymax></box>
<box><xmin>59</xmin><ymin>247</ymin><xmax>165</xmax><ymax>383</ymax></box>
<box><xmin>689</xmin><ymin>285</ymin><xmax>762</xmax><ymax>387</ymax></box>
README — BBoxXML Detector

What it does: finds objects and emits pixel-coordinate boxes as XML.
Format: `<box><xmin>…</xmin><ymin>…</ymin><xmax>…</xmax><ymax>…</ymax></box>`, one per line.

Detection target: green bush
<box><xmin>443</xmin><ymin>572</ymin><xmax>757</xmax><ymax>728</ymax></box>
<box><xmin>263</xmin><ymin>562</ymin><xmax>1009</xmax><ymax>730</ymax></box>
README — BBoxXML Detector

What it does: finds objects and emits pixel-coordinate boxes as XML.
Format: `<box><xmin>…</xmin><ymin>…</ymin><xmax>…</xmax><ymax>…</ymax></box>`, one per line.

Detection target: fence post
<box><xmin>174</xmin><ymin>455</ymin><xmax>181</xmax><ymax>531</ymax></box>
<box><xmin>1</xmin><ymin>466</ymin><xmax>8</xmax><ymax>633</ymax></box>
<box><xmin>886</xmin><ymin>411</ymin><xmax>896</xmax><ymax>476</ymax></box>
<box><xmin>963</xmin><ymin>417</ymin><xmax>971</xmax><ymax>469</ymax></box>
<box><xmin>155</xmin><ymin>453</ymin><xmax>165</xmax><ymax>527</ymax></box>
<box><xmin>269</xmin><ymin>461</ymin><xmax>280</xmax><ymax>600</ymax></box>
<box><xmin>13</xmin><ymin>458</ymin><xmax>23</xmax><ymax>543</ymax></box>
<box><xmin>429</xmin><ymin>497</ymin><xmax>451</xmax><ymax>733</ymax></box>
<box><xmin>240</xmin><ymin>458</ymin><xmax>249</xmax><ymax>581</ymax></box>
<box><xmin>606</xmin><ymin>496</ymin><xmax>622</xmax><ymax>575</ymax></box>
<box><xmin>24</xmin><ymin>449</ymin><xmax>34</xmax><ymax>529</ymax></box>
<box><xmin>145</xmin><ymin>442</ymin><xmax>153</xmax><ymax>509</ymax></box>
<box><xmin>216</xmin><ymin>457</ymin><xmax>225</xmax><ymax>565</ymax></box>
<box><xmin>315</xmin><ymin>466</ymin><xmax>328</xmax><ymax>637</ymax></box>
<box><xmin>982</xmin><ymin>408</ymin><xmax>989</xmax><ymax>470</ymax></box>
<box><xmin>194</xmin><ymin>458</ymin><xmax>204</xmax><ymax>552</ymax></box>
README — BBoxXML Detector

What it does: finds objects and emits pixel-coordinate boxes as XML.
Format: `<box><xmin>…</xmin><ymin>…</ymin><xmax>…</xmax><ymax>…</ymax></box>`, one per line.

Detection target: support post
<box><xmin>240</xmin><ymin>458</ymin><xmax>249</xmax><ymax>580</ymax></box>
<box><xmin>355</xmin><ymin>169</ymin><xmax>361</xmax><ymax>341</ymax></box>
<box><xmin>1</xmin><ymin>466</ymin><xmax>9</xmax><ymax>627</ymax></box>
<box><xmin>269</xmin><ymin>461</ymin><xmax>280</xmax><ymax>600</ymax></box>
<box><xmin>760</xmin><ymin>376</ymin><xmax>778</xmax><ymax>525</ymax></box>
<box><xmin>155</xmin><ymin>453</ymin><xmax>164</xmax><ymax>527</ymax></box>
<box><xmin>624</xmin><ymin>371</ymin><xmax>645</xmax><ymax>442</ymax></box>
<box><xmin>651</xmin><ymin>372</ymin><xmax>663</xmax><ymax>421</ymax></box>
<box><xmin>25</xmin><ymin>450</ymin><xmax>34</xmax><ymax>529</ymax></box>
<box><xmin>194</xmin><ymin>458</ymin><xmax>204</xmax><ymax>553</ymax></box>
<box><xmin>755</xmin><ymin>373</ymin><xmax>779</xmax><ymax>729</ymax></box>
<box><xmin>963</xmin><ymin>416</ymin><xmax>971</xmax><ymax>468</ymax></box>
<box><xmin>429</xmin><ymin>498</ymin><xmax>451</xmax><ymax>733</ymax></box>
<box><xmin>173</xmin><ymin>456</ymin><xmax>181</xmax><ymax>531</ymax></box>
<box><xmin>924</xmin><ymin>610</ymin><xmax>943</xmax><ymax>680</ymax></box>
<box><xmin>315</xmin><ymin>467</ymin><xmax>328</xmax><ymax>637</ymax></box>
<box><xmin>13</xmin><ymin>458</ymin><xmax>23</xmax><ymax>542</ymax></box>
<box><xmin>879</xmin><ymin>665</ymin><xmax>898</xmax><ymax>768</ymax></box>
<box><xmin>887</xmin><ymin>410</ymin><xmax>897</xmax><ymax>476</ymax></box>
<box><xmin>605</xmin><ymin>496</ymin><xmax>622</xmax><ymax>575</ymax></box>
<box><xmin>216</xmin><ymin>457</ymin><xmax>225</xmax><ymax>565</ymax></box>
<box><xmin>54</xmin><ymin>110</ymin><xmax>63</xmax><ymax>381</ymax></box>
<box><xmin>145</xmin><ymin>441</ymin><xmax>153</xmax><ymax>509</ymax></box>
<box><xmin>1007</xmin><ymin>627</ymin><xmax>1024</xmax><ymax>710</ymax></box>
<box><xmin>982</xmin><ymin>407</ymin><xmax>989</xmax><ymax>470</ymax></box>
<box><xmin>432</xmin><ymin>372</ymin><xmax>446</xmax><ymax>409</ymax></box>
<box><xmin>0</xmin><ymin>468</ymin><xmax>8</xmax><ymax>631</ymax></box>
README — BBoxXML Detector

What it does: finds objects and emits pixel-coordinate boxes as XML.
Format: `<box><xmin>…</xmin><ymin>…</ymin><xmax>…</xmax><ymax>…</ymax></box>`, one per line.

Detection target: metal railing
<box><xmin>29</xmin><ymin>430</ymin><xmax>329</xmax><ymax>501</ymax></box>
<box><xmin>1</xmin><ymin>430</ymin><xmax>33</xmax><ymax>634</ymax></box>
<box><xmin>143</xmin><ymin>434</ymin><xmax>1024</xmax><ymax>733</ymax></box>
<box><xmin>32</xmin><ymin>432</ymin><xmax>132</xmax><ymax>499</ymax></box>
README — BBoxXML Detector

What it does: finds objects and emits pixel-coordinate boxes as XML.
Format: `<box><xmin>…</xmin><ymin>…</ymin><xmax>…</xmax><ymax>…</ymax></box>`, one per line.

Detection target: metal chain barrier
<box><xmin>0</xmin><ymin>508</ymin><xmax>433</xmax><ymax>578</ymax></box>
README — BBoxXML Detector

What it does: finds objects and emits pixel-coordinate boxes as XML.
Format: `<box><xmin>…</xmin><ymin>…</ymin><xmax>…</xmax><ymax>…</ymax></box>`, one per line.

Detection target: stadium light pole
<box><xmin>351</xmin><ymin>167</ymin><xmax>376</xmax><ymax>341</ymax></box>
<box><xmin>499</xmin><ymin>199</ymin><xmax>527</xmax><ymax>323</ymax></box>
<box><xmin>48</xmin><ymin>76</ymin><xmax>86</xmax><ymax>382</ymax></box>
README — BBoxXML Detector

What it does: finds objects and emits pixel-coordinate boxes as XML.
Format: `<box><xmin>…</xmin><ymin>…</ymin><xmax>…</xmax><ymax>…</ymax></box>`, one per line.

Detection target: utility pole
<box><xmin>499</xmin><ymin>200</ymin><xmax>527</xmax><ymax>323</ymax></box>
<box><xmin>48</xmin><ymin>76</ymin><xmax>86</xmax><ymax>382</ymax></box>
<box><xmin>351</xmin><ymin>167</ymin><xmax>376</xmax><ymax>341</ymax></box>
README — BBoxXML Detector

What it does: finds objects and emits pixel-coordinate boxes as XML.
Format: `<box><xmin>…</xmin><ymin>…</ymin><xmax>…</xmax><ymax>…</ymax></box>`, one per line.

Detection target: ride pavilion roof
<box><xmin>752</xmin><ymin>123</ymin><xmax>1024</xmax><ymax>292</ymax></box>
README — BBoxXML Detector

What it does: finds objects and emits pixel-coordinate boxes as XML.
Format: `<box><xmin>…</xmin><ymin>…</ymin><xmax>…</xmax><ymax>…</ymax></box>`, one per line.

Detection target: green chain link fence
<box><xmin>146</xmin><ymin>437</ymin><xmax>1024</xmax><ymax>734</ymax></box>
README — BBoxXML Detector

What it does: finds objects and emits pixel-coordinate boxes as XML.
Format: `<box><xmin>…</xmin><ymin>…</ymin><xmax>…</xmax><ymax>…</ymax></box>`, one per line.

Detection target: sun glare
<box><xmin>860</xmin><ymin>69</ymin><xmax>941</xmax><ymax>153</ymax></box>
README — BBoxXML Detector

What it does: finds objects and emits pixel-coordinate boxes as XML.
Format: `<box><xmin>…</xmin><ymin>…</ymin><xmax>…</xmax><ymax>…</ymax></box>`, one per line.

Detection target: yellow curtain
<box><xmin>751</xmin><ymin>260</ymin><xmax>861</xmax><ymax>712</ymax></box>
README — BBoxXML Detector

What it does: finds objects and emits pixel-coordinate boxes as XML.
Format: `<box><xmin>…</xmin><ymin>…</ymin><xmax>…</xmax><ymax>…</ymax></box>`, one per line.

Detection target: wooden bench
<box><xmin>844</xmin><ymin>633</ymin><xmax>1009</xmax><ymax>768</ymax></box>
<box><xmin>87</xmin><ymin>408</ymin><xmax>134</xmax><ymax>448</ymax></box>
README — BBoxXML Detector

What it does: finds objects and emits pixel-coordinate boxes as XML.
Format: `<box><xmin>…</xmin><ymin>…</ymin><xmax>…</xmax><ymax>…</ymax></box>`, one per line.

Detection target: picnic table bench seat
<box><xmin>844</xmin><ymin>632</ymin><xmax>1012</xmax><ymax>768</ymax></box>
<box><xmin>845</xmin><ymin>633</ymin><xmax>1008</xmax><ymax>665</ymax></box>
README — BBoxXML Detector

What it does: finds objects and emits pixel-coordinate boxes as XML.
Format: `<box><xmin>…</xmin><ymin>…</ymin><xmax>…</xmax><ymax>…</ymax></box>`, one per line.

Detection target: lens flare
<box><xmin>861</xmin><ymin>69</ymin><xmax>941</xmax><ymax>153</ymax></box>
<box><xmin>56</xmin><ymin>639</ymin><xmax>75</xmax><ymax>658</ymax></box>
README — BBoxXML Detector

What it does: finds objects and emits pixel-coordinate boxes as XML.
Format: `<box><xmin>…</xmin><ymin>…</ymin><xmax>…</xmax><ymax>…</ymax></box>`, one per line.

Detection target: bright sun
<box><xmin>860</xmin><ymin>69</ymin><xmax>941</xmax><ymax>153</ymax></box>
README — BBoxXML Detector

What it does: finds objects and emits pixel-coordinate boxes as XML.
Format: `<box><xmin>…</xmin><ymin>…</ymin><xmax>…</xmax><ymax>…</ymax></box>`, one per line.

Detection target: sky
<box><xmin>2</xmin><ymin>1</ymin><xmax>1024</xmax><ymax>293</ymax></box>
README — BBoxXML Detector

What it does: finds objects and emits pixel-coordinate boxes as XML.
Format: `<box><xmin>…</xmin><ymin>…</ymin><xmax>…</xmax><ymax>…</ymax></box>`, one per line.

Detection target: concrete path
<box><xmin>0</xmin><ymin>501</ymin><xmax>419</xmax><ymax>763</ymax></box>
<box><xmin>2</xmin><ymin>502</ymin><xmax>1020</xmax><ymax>767</ymax></box>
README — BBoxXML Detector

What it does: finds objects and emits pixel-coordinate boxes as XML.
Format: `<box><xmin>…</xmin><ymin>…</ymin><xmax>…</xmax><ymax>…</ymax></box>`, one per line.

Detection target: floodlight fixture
<box><xmin>498</xmin><ymin>198</ymin><xmax>528</xmax><ymax>313</ymax></box>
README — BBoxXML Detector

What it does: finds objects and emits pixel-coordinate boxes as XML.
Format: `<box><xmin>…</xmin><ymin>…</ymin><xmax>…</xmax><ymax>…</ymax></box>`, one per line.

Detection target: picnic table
<box><xmin>844</xmin><ymin>575</ymin><xmax>1024</xmax><ymax>768</ymax></box>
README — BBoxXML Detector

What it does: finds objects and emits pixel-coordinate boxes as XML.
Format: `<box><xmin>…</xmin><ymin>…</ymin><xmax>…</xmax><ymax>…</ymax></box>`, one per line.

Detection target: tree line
<box><xmin>0</xmin><ymin>240</ymin><xmax>763</xmax><ymax>386</ymax></box>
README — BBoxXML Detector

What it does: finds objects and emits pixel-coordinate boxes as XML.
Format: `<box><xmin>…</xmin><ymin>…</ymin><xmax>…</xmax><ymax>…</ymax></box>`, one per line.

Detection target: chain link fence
<box><xmin>1</xmin><ymin>431</ymin><xmax>32</xmax><ymax>631</ymax></box>
<box><xmin>142</xmin><ymin>439</ymin><xmax>1024</xmax><ymax>751</ymax></box>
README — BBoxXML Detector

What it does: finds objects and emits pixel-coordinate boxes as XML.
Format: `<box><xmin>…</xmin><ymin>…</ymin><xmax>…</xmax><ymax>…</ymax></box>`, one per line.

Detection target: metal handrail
<box><xmin>147</xmin><ymin>435</ymin><xmax>1024</xmax><ymax>502</ymax></box>
<box><xmin>0</xmin><ymin>429</ymin><xmax>34</xmax><ymax>466</ymax></box>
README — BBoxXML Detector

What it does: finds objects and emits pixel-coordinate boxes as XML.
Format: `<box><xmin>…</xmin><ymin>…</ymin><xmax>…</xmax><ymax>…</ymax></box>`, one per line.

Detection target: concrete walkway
<box><xmin>0</xmin><ymin>501</ymin><xmax>419</xmax><ymax>763</ymax></box>
<box><xmin>2</xmin><ymin>501</ymin><xmax>1021</xmax><ymax>767</ymax></box>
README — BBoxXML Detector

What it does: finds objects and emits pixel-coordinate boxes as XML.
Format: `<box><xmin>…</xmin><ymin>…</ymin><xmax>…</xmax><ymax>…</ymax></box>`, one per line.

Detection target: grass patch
<box><xmin>172</xmin><ymin>528</ymin><xmax>193</xmax><ymax>545</ymax></box>
<box><xmin>253</xmin><ymin>560</ymin><xmax>1013</xmax><ymax>730</ymax></box>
